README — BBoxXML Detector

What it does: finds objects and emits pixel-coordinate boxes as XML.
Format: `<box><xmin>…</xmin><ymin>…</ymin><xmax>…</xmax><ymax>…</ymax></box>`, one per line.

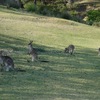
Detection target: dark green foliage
<box><xmin>0</xmin><ymin>0</ymin><xmax>23</xmax><ymax>8</ymax></box>
<box><xmin>60</xmin><ymin>11</ymin><xmax>71</xmax><ymax>19</ymax></box>
<box><xmin>37</xmin><ymin>4</ymin><xmax>50</xmax><ymax>15</ymax></box>
<box><xmin>39</xmin><ymin>4</ymin><xmax>61</xmax><ymax>16</ymax></box>
<box><xmin>87</xmin><ymin>10</ymin><xmax>100</xmax><ymax>25</ymax></box>
<box><xmin>24</xmin><ymin>2</ymin><xmax>37</xmax><ymax>12</ymax></box>
<box><xmin>22</xmin><ymin>1</ymin><xmax>82</xmax><ymax>22</ymax></box>
<box><xmin>0</xmin><ymin>0</ymin><xmax>7</xmax><ymax>5</ymax></box>
<box><xmin>24</xmin><ymin>3</ymin><xmax>72</xmax><ymax>20</ymax></box>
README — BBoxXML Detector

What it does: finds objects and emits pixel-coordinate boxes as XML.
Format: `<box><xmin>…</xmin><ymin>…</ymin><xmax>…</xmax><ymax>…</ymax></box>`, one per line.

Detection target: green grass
<box><xmin>0</xmin><ymin>7</ymin><xmax>100</xmax><ymax>100</ymax></box>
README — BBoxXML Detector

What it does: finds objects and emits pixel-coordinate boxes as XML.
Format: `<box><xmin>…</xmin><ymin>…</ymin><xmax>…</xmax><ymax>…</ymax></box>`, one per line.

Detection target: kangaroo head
<box><xmin>65</xmin><ymin>48</ymin><xmax>69</xmax><ymax>53</ymax></box>
<box><xmin>28</xmin><ymin>40</ymin><xmax>33</xmax><ymax>45</ymax></box>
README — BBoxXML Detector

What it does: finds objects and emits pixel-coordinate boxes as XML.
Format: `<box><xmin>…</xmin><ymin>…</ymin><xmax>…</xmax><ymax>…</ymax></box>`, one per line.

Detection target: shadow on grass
<box><xmin>0</xmin><ymin>34</ymin><xmax>100</xmax><ymax>100</ymax></box>
<box><xmin>0</xmin><ymin>34</ymin><xmax>26</xmax><ymax>51</ymax></box>
<box><xmin>0</xmin><ymin>33</ymin><xmax>99</xmax><ymax>74</ymax></box>
<box><xmin>0</xmin><ymin>35</ymin><xmax>100</xmax><ymax>71</ymax></box>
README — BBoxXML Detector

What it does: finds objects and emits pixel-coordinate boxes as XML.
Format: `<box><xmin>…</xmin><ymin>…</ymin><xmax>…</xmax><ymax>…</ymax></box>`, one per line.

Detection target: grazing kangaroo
<box><xmin>28</xmin><ymin>41</ymin><xmax>38</xmax><ymax>62</ymax></box>
<box><xmin>64</xmin><ymin>44</ymin><xmax>75</xmax><ymax>55</ymax></box>
<box><xmin>0</xmin><ymin>51</ymin><xmax>14</xmax><ymax>71</ymax></box>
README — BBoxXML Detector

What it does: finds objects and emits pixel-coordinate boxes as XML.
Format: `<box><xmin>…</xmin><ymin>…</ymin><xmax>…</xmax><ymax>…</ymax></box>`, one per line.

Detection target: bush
<box><xmin>24</xmin><ymin>2</ymin><xmax>37</xmax><ymax>12</ymax></box>
<box><xmin>61</xmin><ymin>11</ymin><xmax>71</xmax><ymax>19</ymax></box>
<box><xmin>87</xmin><ymin>10</ymin><xmax>100</xmax><ymax>25</ymax></box>
<box><xmin>37</xmin><ymin>4</ymin><xmax>48</xmax><ymax>15</ymax></box>
<box><xmin>6</xmin><ymin>0</ymin><xmax>20</xmax><ymax>8</ymax></box>
<box><xmin>37</xmin><ymin>4</ymin><xmax>60</xmax><ymax>16</ymax></box>
<box><xmin>24</xmin><ymin>3</ymin><xmax>72</xmax><ymax>20</ymax></box>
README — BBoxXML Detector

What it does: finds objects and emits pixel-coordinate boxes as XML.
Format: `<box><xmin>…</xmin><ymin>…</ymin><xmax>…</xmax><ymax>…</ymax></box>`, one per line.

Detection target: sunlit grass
<box><xmin>0</xmin><ymin>7</ymin><xmax>100</xmax><ymax>100</ymax></box>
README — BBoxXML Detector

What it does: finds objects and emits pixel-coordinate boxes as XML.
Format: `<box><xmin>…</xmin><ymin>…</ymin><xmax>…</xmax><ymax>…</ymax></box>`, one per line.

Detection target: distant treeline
<box><xmin>0</xmin><ymin>0</ymin><xmax>76</xmax><ymax>8</ymax></box>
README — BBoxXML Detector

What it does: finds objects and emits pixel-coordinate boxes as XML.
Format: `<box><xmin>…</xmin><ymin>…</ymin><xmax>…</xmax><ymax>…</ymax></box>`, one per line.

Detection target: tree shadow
<box><xmin>0</xmin><ymin>34</ymin><xmax>26</xmax><ymax>51</ymax></box>
<box><xmin>0</xmin><ymin>34</ymin><xmax>100</xmax><ymax>99</ymax></box>
<box><xmin>0</xmin><ymin>33</ymin><xmax>99</xmax><ymax>75</ymax></box>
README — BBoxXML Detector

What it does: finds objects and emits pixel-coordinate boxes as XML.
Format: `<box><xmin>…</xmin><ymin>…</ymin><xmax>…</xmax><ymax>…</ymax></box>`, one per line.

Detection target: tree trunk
<box><xmin>15</xmin><ymin>0</ymin><xmax>23</xmax><ymax>8</ymax></box>
<box><xmin>34</xmin><ymin>0</ymin><xmax>37</xmax><ymax>5</ymax></box>
<box><xmin>18</xmin><ymin>0</ymin><xmax>24</xmax><ymax>8</ymax></box>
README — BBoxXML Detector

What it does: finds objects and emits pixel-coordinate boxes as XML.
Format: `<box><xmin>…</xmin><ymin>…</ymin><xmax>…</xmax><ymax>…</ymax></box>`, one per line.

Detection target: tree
<box><xmin>15</xmin><ymin>0</ymin><xmax>24</xmax><ymax>8</ymax></box>
<box><xmin>34</xmin><ymin>0</ymin><xmax>37</xmax><ymax>5</ymax></box>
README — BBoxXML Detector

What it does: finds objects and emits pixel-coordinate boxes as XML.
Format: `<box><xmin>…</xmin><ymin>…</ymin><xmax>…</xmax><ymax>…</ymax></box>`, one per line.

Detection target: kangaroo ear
<box><xmin>30</xmin><ymin>40</ymin><xmax>33</xmax><ymax>44</ymax></box>
<box><xmin>30</xmin><ymin>40</ymin><xmax>33</xmax><ymax>43</ymax></box>
<box><xmin>28</xmin><ymin>40</ymin><xmax>33</xmax><ymax>45</ymax></box>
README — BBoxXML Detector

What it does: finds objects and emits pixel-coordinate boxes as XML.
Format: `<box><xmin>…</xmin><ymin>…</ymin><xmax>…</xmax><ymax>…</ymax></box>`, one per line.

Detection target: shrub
<box><xmin>6</xmin><ymin>0</ymin><xmax>20</xmax><ymax>8</ymax></box>
<box><xmin>37</xmin><ymin>4</ymin><xmax>58</xmax><ymax>17</ymax></box>
<box><xmin>61</xmin><ymin>11</ymin><xmax>71</xmax><ymax>19</ymax></box>
<box><xmin>87</xmin><ymin>10</ymin><xmax>100</xmax><ymax>25</ymax></box>
<box><xmin>37</xmin><ymin>4</ymin><xmax>48</xmax><ymax>15</ymax></box>
<box><xmin>24</xmin><ymin>2</ymin><xmax>37</xmax><ymax>12</ymax></box>
<box><xmin>24</xmin><ymin>3</ymin><xmax>72</xmax><ymax>20</ymax></box>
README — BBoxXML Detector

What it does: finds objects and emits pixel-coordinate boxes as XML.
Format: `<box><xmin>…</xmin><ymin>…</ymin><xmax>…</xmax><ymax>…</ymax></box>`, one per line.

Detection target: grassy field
<box><xmin>0</xmin><ymin>6</ymin><xmax>100</xmax><ymax>100</ymax></box>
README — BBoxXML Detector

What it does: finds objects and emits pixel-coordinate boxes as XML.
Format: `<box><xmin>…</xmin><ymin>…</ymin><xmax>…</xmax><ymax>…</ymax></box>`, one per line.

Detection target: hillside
<box><xmin>0</xmin><ymin>6</ymin><xmax>100</xmax><ymax>100</ymax></box>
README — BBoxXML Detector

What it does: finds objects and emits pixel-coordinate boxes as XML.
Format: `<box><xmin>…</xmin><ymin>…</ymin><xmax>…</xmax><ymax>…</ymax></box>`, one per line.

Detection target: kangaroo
<box><xmin>28</xmin><ymin>41</ymin><xmax>38</xmax><ymax>62</ymax></box>
<box><xmin>64</xmin><ymin>44</ymin><xmax>75</xmax><ymax>55</ymax></box>
<box><xmin>0</xmin><ymin>51</ymin><xmax>14</xmax><ymax>71</ymax></box>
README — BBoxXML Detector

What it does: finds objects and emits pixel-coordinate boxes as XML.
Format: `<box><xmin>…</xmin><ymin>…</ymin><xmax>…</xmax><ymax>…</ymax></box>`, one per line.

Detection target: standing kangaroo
<box><xmin>28</xmin><ymin>41</ymin><xmax>38</xmax><ymax>62</ymax></box>
<box><xmin>64</xmin><ymin>44</ymin><xmax>75</xmax><ymax>55</ymax></box>
<box><xmin>0</xmin><ymin>51</ymin><xmax>14</xmax><ymax>71</ymax></box>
